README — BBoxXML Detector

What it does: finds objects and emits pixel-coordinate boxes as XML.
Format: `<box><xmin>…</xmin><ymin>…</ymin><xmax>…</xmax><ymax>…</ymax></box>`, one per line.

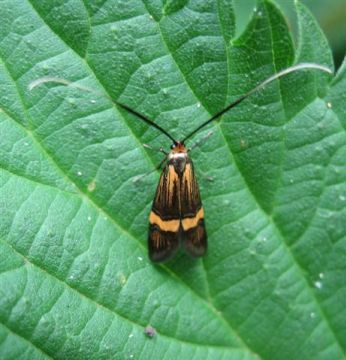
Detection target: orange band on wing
<box><xmin>181</xmin><ymin>208</ymin><xmax>204</xmax><ymax>231</ymax></box>
<box><xmin>149</xmin><ymin>211</ymin><xmax>180</xmax><ymax>232</ymax></box>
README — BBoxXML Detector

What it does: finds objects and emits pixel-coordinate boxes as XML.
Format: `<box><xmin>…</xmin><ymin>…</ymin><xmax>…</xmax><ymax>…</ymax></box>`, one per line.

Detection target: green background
<box><xmin>0</xmin><ymin>0</ymin><xmax>345</xmax><ymax>359</ymax></box>
<box><xmin>234</xmin><ymin>0</ymin><xmax>346</xmax><ymax>69</ymax></box>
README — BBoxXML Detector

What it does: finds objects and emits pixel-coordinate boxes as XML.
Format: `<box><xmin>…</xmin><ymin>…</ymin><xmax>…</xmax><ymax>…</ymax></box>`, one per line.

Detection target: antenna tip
<box><xmin>296</xmin><ymin>62</ymin><xmax>333</xmax><ymax>75</ymax></box>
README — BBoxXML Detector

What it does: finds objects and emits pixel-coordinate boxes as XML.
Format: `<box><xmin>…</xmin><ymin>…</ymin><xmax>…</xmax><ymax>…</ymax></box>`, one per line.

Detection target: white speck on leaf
<box><xmin>68</xmin><ymin>98</ymin><xmax>76</xmax><ymax>106</ymax></box>
<box><xmin>327</xmin><ymin>102</ymin><xmax>332</xmax><ymax>108</ymax></box>
<box><xmin>318</xmin><ymin>209</ymin><xmax>333</xmax><ymax>218</ymax></box>
<box><xmin>317</xmin><ymin>121</ymin><xmax>325</xmax><ymax>129</ymax></box>
<box><xmin>314</xmin><ymin>145</ymin><xmax>323</xmax><ymax>153</ymax></box>
<box><xmin>88</xmin><ymin>180</ymin><xmax>96</xmax><ymax>192</ymax></box>
<box><xmin>117</xmin><ymin>272</ymin><xmax>127</xmax><ymax>286</ymax></box>
<box><xmin>314</xmin><ymin>281</ymin><xmax>322</xmax><ymax>289</ymax></box>
<box><xmin>240</xmin><ymin>139</ymin><xmax>248</xmax><ymax>148</ymax></box>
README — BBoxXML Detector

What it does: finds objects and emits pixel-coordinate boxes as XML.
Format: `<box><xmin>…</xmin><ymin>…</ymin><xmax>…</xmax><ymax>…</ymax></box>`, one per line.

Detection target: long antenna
<box><xmin>182</xmin><ymin>63</ymin><xmax>333</xmax><ymax>143</ymax></box>
<box><xmin>115</xmin><ymin>102</ymin><xmax>177</xmax><ymax>143</ymax></box>
<box><xmin>28</xmin><ymin>77</ymin><xmax>177</xmax><ymax>144</ymax></box>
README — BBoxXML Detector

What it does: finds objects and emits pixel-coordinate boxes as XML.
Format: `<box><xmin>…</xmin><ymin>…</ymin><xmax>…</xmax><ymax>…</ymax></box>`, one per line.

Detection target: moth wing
<box><xmin>148</xmin><ymin>162</ymin><xmax>180</xmax><ymax>262</ymax></box>
<box><xmin>180</xmin><ymin>160</ymin><xmax>207</xmax><ymax>257</ymax></box>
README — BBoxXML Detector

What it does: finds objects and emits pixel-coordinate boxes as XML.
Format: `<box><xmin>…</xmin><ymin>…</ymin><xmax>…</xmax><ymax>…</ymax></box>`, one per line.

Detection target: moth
<box><xmin>29</xmin><ymin>63</ymin><xmax>331</xmax><ymax>263</ymax></box>
<box><xmin>116</xmin><ymin>102</ymin><xmax>207</xmax><ymax>262</ymax></box>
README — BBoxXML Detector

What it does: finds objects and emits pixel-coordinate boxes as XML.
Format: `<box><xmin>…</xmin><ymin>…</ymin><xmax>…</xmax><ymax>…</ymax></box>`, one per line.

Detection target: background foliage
<box><xmin>0</xmin><ymin>0</ymin><xmax>345</xmax><ymax>359</ymax></box>
<box><xmin>234</xmin><ymin>0</ymin><xmax>346</xmax><ymax>68</ymax></box>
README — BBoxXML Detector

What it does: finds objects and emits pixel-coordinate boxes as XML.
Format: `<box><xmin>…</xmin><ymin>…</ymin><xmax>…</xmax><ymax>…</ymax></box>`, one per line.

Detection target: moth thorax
<box><xmin>169</xmin><ymin>152</ymin><xmax>188</xmax><ymax>174</ymax></box>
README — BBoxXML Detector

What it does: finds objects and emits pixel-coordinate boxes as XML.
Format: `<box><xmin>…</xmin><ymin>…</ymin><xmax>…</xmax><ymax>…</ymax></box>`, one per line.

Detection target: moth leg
<box><xmin>192</xmin><ymin>165</ymin><xmax>214</xmax><ymax>183</ymax></box>
<box><xmin>143</xmin><ymin>143</ymin><xmax>168</xmax><ymax>155</ymax></box>
<box><xmin>187</xmin><ymin>131</ymin><xmax>213</xmax><ymax>152</ymax></box>
<box><xmin>201</xmin><ymin>174</ymin><xmax>214</xmax><ymax>182</ymax></box>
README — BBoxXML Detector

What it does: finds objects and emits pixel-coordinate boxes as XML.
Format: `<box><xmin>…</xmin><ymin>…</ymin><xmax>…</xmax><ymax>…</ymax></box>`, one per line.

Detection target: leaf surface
<box><xmin>0</xmin><ymin>1</ymin><xmax>345</xmax><ymax>359</ymax></box>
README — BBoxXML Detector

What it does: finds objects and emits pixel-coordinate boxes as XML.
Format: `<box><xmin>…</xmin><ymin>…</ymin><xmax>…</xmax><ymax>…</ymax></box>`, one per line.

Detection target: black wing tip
<box><xmin>182</xmin><ymin>220</ymin><xmax>207</xmax><ymax>258</ymax></box>
<box><xmin>148</xmin><ymin>224</ymin><xmax>179</xmax><ymax>263</ymax></box>
<box><xmin>149</xmin><ymin>242</ymin><xmax>179</xmax><ymax>263</ymax></box>
<box><xmin>149</xmin><ymin>251</ymin><xmax>176</xmax><ymax>263</ymax></box>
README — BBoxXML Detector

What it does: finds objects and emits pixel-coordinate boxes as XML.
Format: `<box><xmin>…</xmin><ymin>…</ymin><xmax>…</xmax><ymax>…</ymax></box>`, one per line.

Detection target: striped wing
<box><xmin>148</xmin><ymin>162</ymin><xmax>181</xmax><ymax>262</ymax></box>
<box><xmin>180</xmin><ymin>159</ymin><xmax>207</xmax><ymax>257</ymax></box>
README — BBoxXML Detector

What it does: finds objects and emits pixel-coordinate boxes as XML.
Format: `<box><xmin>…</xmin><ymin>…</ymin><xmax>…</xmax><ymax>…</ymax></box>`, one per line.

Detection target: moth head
<box><xmin>171</xmin><ymin>141</ymin><xmax>186</xmax><ymax>153</ymax></box>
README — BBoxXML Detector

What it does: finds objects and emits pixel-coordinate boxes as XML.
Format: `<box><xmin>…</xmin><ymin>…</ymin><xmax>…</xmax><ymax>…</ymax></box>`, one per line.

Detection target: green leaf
<box><xmin>0</xmin><ymin>0</ymin><xmax>345</xmax><ymax>359</ymax></box>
